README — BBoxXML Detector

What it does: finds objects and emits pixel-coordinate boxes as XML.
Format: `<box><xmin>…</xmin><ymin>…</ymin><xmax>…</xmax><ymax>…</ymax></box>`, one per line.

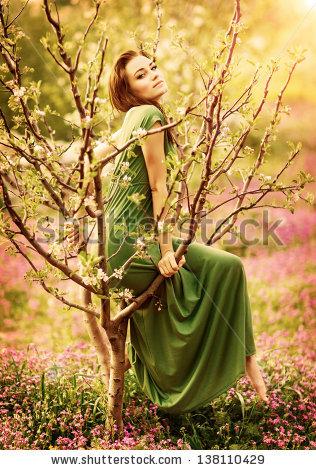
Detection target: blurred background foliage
<box><xmin>2</xmin><ymin>0</ymin><xmax>316</xmax><ymax>146</ymax></box>
<box><xmin>1</xmin><ymin>0</ymin><xmax>315</xmax><ymax>350</ymax></box>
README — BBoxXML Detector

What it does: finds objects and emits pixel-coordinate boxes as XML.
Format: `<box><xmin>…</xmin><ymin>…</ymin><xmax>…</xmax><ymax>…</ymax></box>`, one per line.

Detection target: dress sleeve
<box><xmin>138</xmin><ymin>104</ymin><xmax>166</xmax><ymax>131</ymax></box>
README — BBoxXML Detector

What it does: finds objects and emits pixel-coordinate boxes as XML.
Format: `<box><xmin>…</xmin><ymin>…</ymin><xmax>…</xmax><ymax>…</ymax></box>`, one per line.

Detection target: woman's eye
<box><xmin>137</xmin><ymin>65</ymin><xmax>158</xmax><ymax>79</ymax></box>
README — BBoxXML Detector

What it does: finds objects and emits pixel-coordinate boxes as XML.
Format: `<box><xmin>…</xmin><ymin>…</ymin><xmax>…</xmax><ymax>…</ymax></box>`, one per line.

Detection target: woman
<box><xmin>68</xmin><ymin>49</ymin><xmax>268</xmax><ymax>413</ymax></box>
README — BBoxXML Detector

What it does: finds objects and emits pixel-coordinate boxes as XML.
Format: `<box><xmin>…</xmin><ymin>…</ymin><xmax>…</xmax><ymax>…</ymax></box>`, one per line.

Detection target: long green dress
<box><xmin>105</xmin><ymin>104</ymin><xmax>256</xmax><ymax>414</ymax></box>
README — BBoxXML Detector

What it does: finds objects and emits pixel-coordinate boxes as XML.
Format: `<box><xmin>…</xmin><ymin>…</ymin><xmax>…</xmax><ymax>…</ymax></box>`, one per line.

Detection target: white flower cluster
<box><xmin>50</xmin><ymin>241</ymin><xmax>64</xmax><ymax>258</ymax></box>
<box><xmin>259</xmin><ymin>173</ymin><xmax>272</xmax><ymax>182</ymax></box>
<box><xmin>95</xmin><ymin>97</ymin><xmax>108</xmax><ymax>105</ymax></box>
<box><xmin>176</xmin><ymin>107</ymin><xmax>186</xmax><ymax>117</ymax></box>
<box><xmin>81</xmin><ymin>116</ymin><xmax>92</xmax><ymax>129</ymax></box>
<box><xmin>136</xmin><ymin>237</ymin><xmax>146</xmax><ymax>250</ymax></box>
<box><xmin>132</xmin><ymin>128</ymin><xmax>147</xmax><ymax>139</ymax></box>
<box><xmin>282</xmin><ymin>105</ymin><xmax>291</xmax><ymax>114</ymax></box>
<box><xmin>154</xmin><ymin>298</ymin><xmax>164</xmax><ymax>311</ymax></box>
<box><xmin>121</xmin><ymin>161</ymin><xmax>130</xmax><ymax>173</ymax></box>
<box><xmin>77</xmin><ymin>253</ymin><xmax>110</xmax><ymax>286</ymax></box>
<box><xmin>81</xmin><ymin>276</ymin><xmax>91</xmax><ymax>286</ymax></box>
<box><xmin>13</xmin><ymin>86</ymin><xmax>26</xmax><ymax>98</ymax></box>
<box><xmin>243</xmin><ymin>146</ymin><xmax>255</xmax><ymax>155</ymax></box>
<box><xmin>118</xmin><ymin>288</ymin><xmax>133</xmax><ymax>301</ymax></box>
<box><xmin>120</xmin><ymin>174</ymin><xmax>131</xmax><ymax>187</ymax></box>
<box><xmin>34</xmin><ymin>144</ymin><xmax>45</xmax><ymax>154</ymax></box>
<box><xmin>220</xmin><ymin>126</ymin><xmax>230</xmax><ymax>136</ymax></box>
<box><xmin>157</xmin><ymin>220</ymin><xmax>173</xmax><ymax>233</ymax></box>
<box><xmin>113</xmin><ymin>267</ymin><xmax>124</xmax><ymax>279</ymax></box>
<box><xmin>96</xmin><ymin>268</ymin><xmax>109</xmax><ymax>282</ymax></box>
<box><xmin>34</xmin><ymin>109</ymin><xmax>46</xmax><ymax>118</ymax></box>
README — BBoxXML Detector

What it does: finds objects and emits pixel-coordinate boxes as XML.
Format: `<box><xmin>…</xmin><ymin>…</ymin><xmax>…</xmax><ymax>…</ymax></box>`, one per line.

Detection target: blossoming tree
<box><xmin>0</xmin><ymin>0</ymin><xmax>313</xmax><ymax>436</ymax></box>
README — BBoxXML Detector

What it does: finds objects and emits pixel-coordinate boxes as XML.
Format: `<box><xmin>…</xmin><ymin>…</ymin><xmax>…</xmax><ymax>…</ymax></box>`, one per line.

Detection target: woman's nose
<box><xmin>151</xmin><ymin>69</ymin><xmax>159</xmax><ymax>80</ymax></box>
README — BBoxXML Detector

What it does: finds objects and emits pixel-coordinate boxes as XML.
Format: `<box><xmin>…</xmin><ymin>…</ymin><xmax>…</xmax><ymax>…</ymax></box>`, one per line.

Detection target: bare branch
<box><xmin>73</xmin><ymin>1</ymin><xmax>101</xmax><ymax>72</ymax></box>
<box><xmin>9</xmin><ymin>237</ymin><xmax>99</xmax><ymax>317</ymax></box>
<box><xmin>0</xmin><ymin>174</ymin><xmax>100</xmax><ymax>294</ymax></box>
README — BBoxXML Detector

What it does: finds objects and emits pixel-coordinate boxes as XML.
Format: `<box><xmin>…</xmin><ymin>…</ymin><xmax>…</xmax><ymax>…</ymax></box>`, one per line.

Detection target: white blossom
<box><xmin>82</xmin><ymin>116</ymin><xmax>92</xmax><ymax>129</ymax></box>
<box><xmin>122</xmin><ymin>175</ymin><xmax>131</xmax><ymax>182</ymax></box>
<box><xmin>34</xmin><ymin>109</ymin><xmax>46</xmax><ymax>117</ymax></box>
<box><xmin>283</xmin><ymin>105</ymin><xmax>291</xmax><ymax>114</ymax></box>
<box><xmin>154</xmin><ymin>298</ymin><xmax>164</xmax><ymax>311</ymax></box>
<box><xmin>176</xmin><ymin>107</ymin><xmax>186</xmax><ymax>117</ymax></box>
<box><xmin>13</xmin><ymin>86</ymin><xmax>26</xmax><ymax>98</ymax></box>
<box><xmin>132</xmin><ymin>128</ymin><xmax>147</xmax><ymax>138</ymax></box>
<box><xmin>50</xmin><ymin>242</ymin><xmax>63</xmax><ymax>258</ymax></box>
<box><xmin>244</xmin><ymin>146</ymin><xmax>255</xmax><ymax>155</ymax></box>
<box><xmin>96</xmin><ymin>268</ymin><xmax>109</xmax><ymax>282</ymax></box>
<box><xmin>220</xmin><ymin>126</ymin><xmax>230</xmax><ymax>136</ymax></box>
<box><xmin>136</xmin><ymin>237</ymin><xmax>146</xmax><ymax>250</ymax></box>
<box><xmin>95</xmin><ymin>97</ymin><xmax>108</xmax><ymax>104</ymax></box>
<box><xmin>121</xmin><ymin>161</ymin><xmax>130</xmax><ymax>173</ymax></box>
<box><xmin>82</xmin><ymin>276</ymin><xmax>91</xmax><ymax>285</ymax></box>
<box><xmin>113</xmin><ymin>267</ymin><xmax>124</xmax><ymax>279</ymax></box>
<box><xmin>157</xmin><ymin>221</ymin><xmax>164</xmax><ymax>231</ymax></box>
<box><xmin>118</xmin><ymin>288</ymin><xmax>133</xmax><ymax>301</ymax></box>
<box><xmin>34</xmin><ymin>144</ymin><xmax>44</xmax><ymax>154</ymax></box>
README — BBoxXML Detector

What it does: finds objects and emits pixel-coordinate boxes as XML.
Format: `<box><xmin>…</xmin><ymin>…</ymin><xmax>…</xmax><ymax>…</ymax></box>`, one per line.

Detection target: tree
<box><xmin>0</xmin><ymin>0</ymin><xmax>313</xmax><ymax>437</ymax></box>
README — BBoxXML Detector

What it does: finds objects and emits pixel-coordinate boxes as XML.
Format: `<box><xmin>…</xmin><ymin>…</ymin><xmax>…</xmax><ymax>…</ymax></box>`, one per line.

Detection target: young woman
<box><xmin>68</xmin><ymin>49</ymin><xmax>268</xmax><ymax>414</ymax></box>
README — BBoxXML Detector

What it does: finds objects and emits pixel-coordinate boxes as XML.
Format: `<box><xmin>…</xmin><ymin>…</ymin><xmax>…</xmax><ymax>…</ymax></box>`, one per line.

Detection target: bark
<box><xmin>82</xmin><ymin>289</ymin><xmax>111</xmax><ymax>387</ymax></box>
<box><xmin>83</xmin><ymin>289</ymin><xmax>130</xmax><ymax>435</ymax></box>
<box><xmin>106</xmin><ymin>317</ymin><xmax>129</xmax><ymax>437</ymax></box>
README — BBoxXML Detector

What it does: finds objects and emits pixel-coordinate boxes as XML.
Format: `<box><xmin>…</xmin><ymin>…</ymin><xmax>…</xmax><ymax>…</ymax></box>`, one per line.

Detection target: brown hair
<box><xmin>108</xmin><ymin>49</ymin><xmax>174</xmax><ymax>145</ymax></box>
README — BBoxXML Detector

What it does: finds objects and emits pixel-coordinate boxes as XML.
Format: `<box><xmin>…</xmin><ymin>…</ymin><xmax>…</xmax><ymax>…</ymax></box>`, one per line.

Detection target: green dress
<box><xmin>105</xmin><ymin>104</ymin><xmax>256</xmax><ymax>414</ymax></box>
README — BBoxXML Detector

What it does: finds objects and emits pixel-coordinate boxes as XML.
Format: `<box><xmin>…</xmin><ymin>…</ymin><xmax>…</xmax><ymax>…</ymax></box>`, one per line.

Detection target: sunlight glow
<box><xmin>300</xmin><ymin>0</ymin><xmax>316</xmax><ymax>9</ymax></box>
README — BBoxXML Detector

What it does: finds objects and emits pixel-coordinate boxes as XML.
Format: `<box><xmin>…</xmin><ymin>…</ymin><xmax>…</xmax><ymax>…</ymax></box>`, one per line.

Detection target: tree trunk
<box><xmin>106</xmin><ymin>317</ymin><xmax>129</xmax><ymax>437</ymax></box>
<box><xmin>83</xmin><ymin>289</ymin><xmax>111</xmax><ymax>388</ymax></box>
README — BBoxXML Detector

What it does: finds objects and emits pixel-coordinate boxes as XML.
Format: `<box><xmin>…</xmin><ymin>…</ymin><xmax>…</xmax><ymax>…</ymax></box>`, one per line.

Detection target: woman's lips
<box><xmin>154</xmin><ymin>80</ymin><xmax>164</xmax><ymax>88</ymax></box>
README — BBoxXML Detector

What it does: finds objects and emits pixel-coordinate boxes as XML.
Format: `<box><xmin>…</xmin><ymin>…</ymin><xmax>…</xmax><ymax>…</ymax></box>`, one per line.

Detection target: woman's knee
<box><xmin>212</xmin><ymin>249</ymin><xmax>244</xmax><ymax>273</ymax></box>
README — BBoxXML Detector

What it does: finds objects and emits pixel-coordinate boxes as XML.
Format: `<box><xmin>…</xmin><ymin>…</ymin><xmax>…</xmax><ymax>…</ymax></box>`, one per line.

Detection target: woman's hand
<box><xmin>157</xmin><ymin>250</ymin><xmax>186</xmax><ymax>278</ymax></box>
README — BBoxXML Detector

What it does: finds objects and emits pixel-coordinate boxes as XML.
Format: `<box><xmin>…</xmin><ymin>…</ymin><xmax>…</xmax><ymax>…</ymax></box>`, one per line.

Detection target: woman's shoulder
<box><xmin>127</xmin><ymin>104</ymin><xmax>163</xmax><ymax>118</ymax></box>
<box><xmin>126</xmin><ymin>104</ymin><xmax>165</xmax><ymax>130</ymax></box>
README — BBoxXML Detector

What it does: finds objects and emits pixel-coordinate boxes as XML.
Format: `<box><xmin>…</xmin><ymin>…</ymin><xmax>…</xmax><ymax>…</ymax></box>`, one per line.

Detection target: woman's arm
<box><xmin>93</xmin><ymin>129</ymin><xmax>121</xmax><ymax>162</ymax></box>
<box><xmin>86</xmin><ymin>129</ymin><xmax>121</xmax><ymax>195</ymax></box>
<box><xmin>141</xmin><ymin>121</ymin><xmax>173</xmax><ymax>257</ymax></box>
<box><xmin>66</xmin><ymin>130</ymin><xmax>121</xmax><ymax>247</ymax></box>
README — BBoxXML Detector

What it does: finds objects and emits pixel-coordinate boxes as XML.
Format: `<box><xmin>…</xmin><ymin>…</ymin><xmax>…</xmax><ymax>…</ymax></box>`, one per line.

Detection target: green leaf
<box><xmin>235</xmin><ymin>391</ymin><xmax>246</xmax><ymax>420</ymax></box>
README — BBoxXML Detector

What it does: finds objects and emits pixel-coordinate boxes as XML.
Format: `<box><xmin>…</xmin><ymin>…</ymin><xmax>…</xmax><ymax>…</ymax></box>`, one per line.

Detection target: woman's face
<box><xmin>125</xmin><ymin>55</ymin><xmax>168</xmax><ymax>102</ymax></box>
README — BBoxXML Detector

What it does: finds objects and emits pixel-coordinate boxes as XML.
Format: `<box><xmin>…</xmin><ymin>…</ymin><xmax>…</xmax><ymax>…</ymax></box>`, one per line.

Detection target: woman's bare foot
<box><xmin>245</xmin><ymin>354</ymin><xmax>269</xmax><ymax>403</ymax></box>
